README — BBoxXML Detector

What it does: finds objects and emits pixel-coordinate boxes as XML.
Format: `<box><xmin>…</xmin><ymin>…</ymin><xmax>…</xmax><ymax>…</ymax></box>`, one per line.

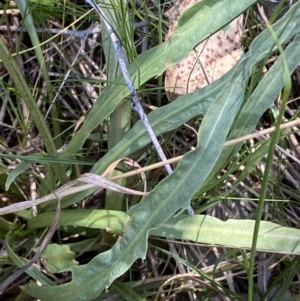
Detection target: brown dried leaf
<box><xmin>165</xmin><ymin>0</ymin><xmax>244</xmax><ymax>100</ymax></box>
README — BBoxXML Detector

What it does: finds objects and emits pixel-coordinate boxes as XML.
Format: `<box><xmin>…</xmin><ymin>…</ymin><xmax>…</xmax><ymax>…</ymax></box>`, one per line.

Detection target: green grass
<box><xmin>1</xmin><ymin>0</ymin><xmax>300</xmax><ymax>300</ymax></box>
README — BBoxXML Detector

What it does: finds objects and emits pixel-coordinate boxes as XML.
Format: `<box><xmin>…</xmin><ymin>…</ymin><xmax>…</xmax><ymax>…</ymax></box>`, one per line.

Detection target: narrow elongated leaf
<box><xmin>5</xmin><ymin>161</ymin><xmax>31</xmax><ymax>191</ymax></box>
<box><xmin>28</xmin><ymin>209</ymin><xmax>128</xmax><ymax>232</ymax></box>
<box><xmin>151</xmin><ymin>215</ymin><xmax>300</xmax><ymax>255</ymax></box>
<box><xmin>28</xmin><ymin>209</ymin><xmax>300</xmax><ymax>255</ymax></box>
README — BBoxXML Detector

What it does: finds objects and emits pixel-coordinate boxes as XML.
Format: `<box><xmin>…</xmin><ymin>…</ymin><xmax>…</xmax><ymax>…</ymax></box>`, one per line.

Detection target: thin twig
<box><xmin>85</xmin><ymin>0</ymin><xmax>194</xmax><ymax>215</ymax></box>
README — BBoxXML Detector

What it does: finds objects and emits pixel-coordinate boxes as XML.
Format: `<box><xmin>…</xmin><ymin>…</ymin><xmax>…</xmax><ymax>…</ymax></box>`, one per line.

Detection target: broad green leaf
<box><xmin>35</xmin><ymin>244</ymin><xmax>78</xmax><ymax>273</ymax></box>
<box><xmin>28</xmin><ymin>209</ymin><xmax>128</xmax><ymax>233</ymax></box>
<box><xmin>28</xmin><ymin>209</ymin><xmax>300</xmax><ymax>255</ymax></box>
<box><xmin>151</xmin><ymin>215</ymin><xmax>300</xmax><ymax>255</ymax></box>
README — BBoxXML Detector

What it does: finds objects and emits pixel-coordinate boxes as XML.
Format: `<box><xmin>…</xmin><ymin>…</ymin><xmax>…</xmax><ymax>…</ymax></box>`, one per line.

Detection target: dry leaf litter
<box><xmin>165</xmin><ymin>0</ymin><xmax>244</xmax><ymax>100</ymax></box>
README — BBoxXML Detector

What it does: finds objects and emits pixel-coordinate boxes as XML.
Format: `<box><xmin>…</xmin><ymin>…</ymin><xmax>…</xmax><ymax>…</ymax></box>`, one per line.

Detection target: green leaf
<box><xmin>152</xmin><ymin>215</ymin><xmax>300</xmax><ymax>255</ymax></box>
<box><xmin>5</xmin><ymin>161</ymin><xmax>31</xmax><ymax>191</ymax></box>
<box><xmin>28</xmin><ymin>209</ymin><xmax>300</xmax><ymax>255</ymax></box>
<box><xmin>28</xmin><ymin>210</ymin><xmax>128</xmax><ymax>234</ymax></box>
<box><xmin>35</xmin><ymin>244</ymin><xmax>78</xmax><ymax>274</ymax></box>
<box><xmin>0</xmin><ymin>169</ymin><xmax>23</xmax><ymax>198</ymax></box>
